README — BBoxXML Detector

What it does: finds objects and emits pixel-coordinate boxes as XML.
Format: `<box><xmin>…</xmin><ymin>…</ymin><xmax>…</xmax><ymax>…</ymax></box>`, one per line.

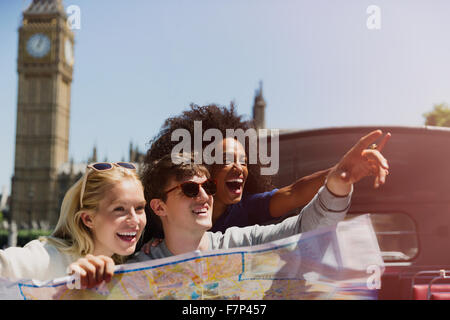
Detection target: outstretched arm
<box><xmin>268</xmin><ymin>130</ymin><xmax>390</xmax><ymax>218</ymax></box>
<box><xmin>269</xmin><ymin>167</ymin><xmax>332</xmax><ymax>218</ymax></box>
<box><xmin>223</xmin><ymin>130</ymin><xmax>391</xmax><ymax>247</ymax></box>
<box><xmin>326</xmin><ymin>130</ymin><xmax>390</xmax><ymax>196</ymax></box>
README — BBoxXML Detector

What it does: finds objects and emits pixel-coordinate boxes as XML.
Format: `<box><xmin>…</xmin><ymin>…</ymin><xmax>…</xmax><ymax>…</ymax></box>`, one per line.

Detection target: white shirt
<box><xmin>0</xmin><ymin>239</ymin><xmax>78</xmax><ymax>281</ymax></box>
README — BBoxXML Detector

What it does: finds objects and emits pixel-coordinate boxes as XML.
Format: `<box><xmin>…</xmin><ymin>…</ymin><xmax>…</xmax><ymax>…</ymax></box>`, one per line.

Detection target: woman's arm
<box><xmin>268</xmin><ymin>130</ymin><xmax>390</xmax><ymax>218</ymax></box>
<box><xmin>243</xmin><ymin>130</ymin><xmax>390</xmax><ymax>246</ymax></box>
<box><xmin>269</xmin><ymin>168</ymin><xmax>331</xmax><ymax>218</ymax></box>
<box><xmin>212</xmin><ymin>183</ymin><xmax>352</xmax><ymax>249</ymax></box>
<box><xmin>0</xmin><ymin>240</ymin><xmax>53</xmax><ymax>280</ymax></box>
<box><xmin>1</xmin><ymin>240</ymin><xmax>115</xmax><ymax>286</ymax></box>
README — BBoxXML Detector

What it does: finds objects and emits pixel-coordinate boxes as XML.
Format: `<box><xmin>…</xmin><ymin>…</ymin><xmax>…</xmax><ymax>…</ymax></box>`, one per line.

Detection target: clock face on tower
<box><xmin>26</xmin><ymin>33</ymin><xmax>51</xmax><ymax>58</ymax></box>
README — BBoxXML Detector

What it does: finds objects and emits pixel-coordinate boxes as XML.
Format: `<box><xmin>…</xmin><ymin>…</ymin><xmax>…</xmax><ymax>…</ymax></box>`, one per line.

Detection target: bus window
<box><xmin>346</xmin><ymin>213</ymin><xmax>419</xmax><ymax>262</ymax></box>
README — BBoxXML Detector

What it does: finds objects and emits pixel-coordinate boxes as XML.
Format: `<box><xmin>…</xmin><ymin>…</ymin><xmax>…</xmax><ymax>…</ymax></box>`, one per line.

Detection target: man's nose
<box><xmin>196</xmin><ymin>184</ymin><xmax>211</xmax><ymax>201</ymax></box>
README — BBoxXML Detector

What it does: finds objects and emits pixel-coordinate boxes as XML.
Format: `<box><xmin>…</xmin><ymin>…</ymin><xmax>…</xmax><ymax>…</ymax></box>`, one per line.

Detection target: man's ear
<box><xmin>80</xmin><ymin>211</ymin><xmax>95</xmax><ymax>229</ymax></box>
<box><xmin>150</xmin><ymin>198</ymin><xmax>167</xmax><ymax>217</ymax></box>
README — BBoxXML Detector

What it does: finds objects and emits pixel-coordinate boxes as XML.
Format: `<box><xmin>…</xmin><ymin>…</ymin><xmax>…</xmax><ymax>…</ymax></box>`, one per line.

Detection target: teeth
<box><xmin>117</xmin><ymin>232</ymin><xmax>137</xmax><ymax>237</ymax></box>
<box><xmin>226</xmin><ymin>179</ymin><xmax>243</xmax><ymax>183</ymax></box>
<box><xmin>193</xmin><ymin>208</ymin><xmax>208</xmax><ymax>214</ymax></box>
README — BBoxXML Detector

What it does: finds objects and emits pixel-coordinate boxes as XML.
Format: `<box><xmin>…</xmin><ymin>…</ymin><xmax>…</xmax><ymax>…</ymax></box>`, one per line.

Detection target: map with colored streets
<box><xmin>0</xmin><ymin>214</ymin><xmax>384</xmax><ymax>300</ymax></box>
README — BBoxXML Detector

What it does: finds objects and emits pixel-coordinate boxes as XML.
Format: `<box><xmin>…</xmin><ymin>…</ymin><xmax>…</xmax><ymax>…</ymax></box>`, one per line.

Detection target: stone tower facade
<box><xmin>11</xmin><ymin>0</ymin><xmax>74</xmax><ymax>229</ymax></box>
<box><xmin>252</xmin><ymin>81</ymin><xmax>266</xmax><ymax>130</ymax></box>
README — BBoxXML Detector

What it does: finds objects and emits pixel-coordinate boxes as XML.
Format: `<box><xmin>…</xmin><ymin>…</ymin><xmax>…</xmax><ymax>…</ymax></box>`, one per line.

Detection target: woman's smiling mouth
<box><xmin>225</xmin><ymin>178</ymin><xmax>244</xmax><ymax>194</ymax></box>
<box><xmin>116</xmin><ymin>231</ymin><xmax>138</xmax><ymax>242</ymax></box>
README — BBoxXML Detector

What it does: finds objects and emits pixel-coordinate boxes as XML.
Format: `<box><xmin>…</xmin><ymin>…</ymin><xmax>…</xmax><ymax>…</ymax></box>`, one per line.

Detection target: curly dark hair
<box><xmin>144</xmin><ymin>102</ymin><xmax>274</xmax><ymax>195</ymax></box>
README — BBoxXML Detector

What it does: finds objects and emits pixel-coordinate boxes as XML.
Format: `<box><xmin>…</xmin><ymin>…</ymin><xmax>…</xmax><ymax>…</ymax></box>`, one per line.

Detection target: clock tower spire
<box><xmin>252</xmin><ymin>81</ymin><xmax>266</xmax><ymax>130</ymax></box>
<box><xmin>11</xmin><ymin>0</ymin><xmax>74</xmax><ymax>229</ymax></box>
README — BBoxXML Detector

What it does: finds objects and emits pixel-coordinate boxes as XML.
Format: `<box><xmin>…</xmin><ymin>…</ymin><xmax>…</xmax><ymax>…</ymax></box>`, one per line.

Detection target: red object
<box><xmin>413</xmin><ymin>284</ymin><xmax>450</xmax><ymax>300</ymax></box>
<box><xmin>430</xmin><ymin>293</ymin><xmax>450</xmax><ymax>300</ymax></box>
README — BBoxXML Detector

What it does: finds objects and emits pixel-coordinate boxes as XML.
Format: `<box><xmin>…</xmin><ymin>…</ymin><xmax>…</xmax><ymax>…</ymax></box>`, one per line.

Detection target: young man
<box><xmin>132</xmin><ymin>130</ymin><xmax>389</xmax><ymax>260</ymax></box>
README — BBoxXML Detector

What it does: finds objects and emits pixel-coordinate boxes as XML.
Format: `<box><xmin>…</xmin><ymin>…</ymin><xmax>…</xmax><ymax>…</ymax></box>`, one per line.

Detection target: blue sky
<box><xmin>1</xmin><ymin>0</ymin><xmax>450</xmax><ymax>194</ymax></box>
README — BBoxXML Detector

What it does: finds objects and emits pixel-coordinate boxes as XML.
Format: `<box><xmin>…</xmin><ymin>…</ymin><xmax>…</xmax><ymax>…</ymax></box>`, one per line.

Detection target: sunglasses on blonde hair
<box><xmin>79</xmin><ymin>162</ymin><xmax>137</xmax><ymax>208</ymax></box>
<box><xmin>164</xmin><ymin>179</ymin><xmax>217</xmax><ymax>198</ymax></box>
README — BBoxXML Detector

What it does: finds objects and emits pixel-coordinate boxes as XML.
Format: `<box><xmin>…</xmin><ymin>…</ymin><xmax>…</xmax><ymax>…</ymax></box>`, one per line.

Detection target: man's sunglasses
<box><xmin>164</xmin><ymin>179</ymin><xmax>217</xmax><ymax>198</ymax></box>
<box><xmin>79</xmin><ymin>162</ymin><xmax>136</xmax><ymax>208</ymax></box>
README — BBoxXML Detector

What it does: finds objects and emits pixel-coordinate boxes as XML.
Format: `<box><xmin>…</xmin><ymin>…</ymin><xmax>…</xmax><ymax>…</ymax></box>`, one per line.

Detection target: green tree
<box><xmin>423</xmin><ymin>103</ymin><xmax>450</xmax><ymax>127</ymax></box>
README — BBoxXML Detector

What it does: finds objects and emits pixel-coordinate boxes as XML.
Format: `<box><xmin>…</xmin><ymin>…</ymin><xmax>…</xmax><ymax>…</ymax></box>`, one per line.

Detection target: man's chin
<box><xmin>194</xmin><ymin>214</ymin><xmax>212</xmax><ymax>228</ymax></box>
<box><xmin>197</xmin><ymin>222</ymin><xmax>212</xmax><ymax>231</ymax></box>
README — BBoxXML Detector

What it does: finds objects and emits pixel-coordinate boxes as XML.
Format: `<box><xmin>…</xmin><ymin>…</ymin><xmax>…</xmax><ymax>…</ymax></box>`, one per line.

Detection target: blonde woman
<box><xmin>0</xmin><ymin>162</ymin><xmax>146</xmax><ymax>288</ymax></box>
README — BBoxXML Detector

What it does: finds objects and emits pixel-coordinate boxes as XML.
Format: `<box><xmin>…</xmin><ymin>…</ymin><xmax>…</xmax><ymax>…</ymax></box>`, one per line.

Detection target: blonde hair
<box><xmin>41</xmin><ymin>165</ymin><xmax>143</xmax><ymax>264</ymax></box>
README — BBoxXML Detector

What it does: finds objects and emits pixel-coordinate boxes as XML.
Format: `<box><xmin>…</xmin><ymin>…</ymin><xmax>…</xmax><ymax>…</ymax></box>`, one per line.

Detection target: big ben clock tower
<box><xmin>11</xmin><ymin>0</ymin><xmax>74</xmax><ymax>229</ymax></box>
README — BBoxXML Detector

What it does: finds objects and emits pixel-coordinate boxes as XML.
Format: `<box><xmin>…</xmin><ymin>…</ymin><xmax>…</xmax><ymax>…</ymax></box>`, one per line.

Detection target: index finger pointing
<box><xmin>376</xmin><ymin>132</ymin><xmax>391</xmax><ymax>152</ymax></box>
<box><xmin>354</xmin><ymin>130</ymin><xmax>383</xmax><ymax>152</ymax></box>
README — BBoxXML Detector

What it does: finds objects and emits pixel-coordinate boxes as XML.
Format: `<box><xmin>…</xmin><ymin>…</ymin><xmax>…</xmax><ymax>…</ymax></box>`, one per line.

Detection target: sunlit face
<box><xmin>85</xmin><ymin>179</ymin><xmax>147</xmax><ymax>257</ymax></box>
<box><xmin>211</xmin><ymin>138</ymin><xmax>249</xmax><ymax>206</ymax></box>
<box><xmin>161</xmin><ymin>175</ymin><xmax>213</xmax><ymax>233</ymax></box>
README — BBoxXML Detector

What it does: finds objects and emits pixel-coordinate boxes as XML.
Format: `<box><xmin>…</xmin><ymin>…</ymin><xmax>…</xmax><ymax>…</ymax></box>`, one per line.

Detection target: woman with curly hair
<box><xmin>142</xmin><ymin>103</ymin><xmax>390</xmax><ymax>245</ymax></box>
